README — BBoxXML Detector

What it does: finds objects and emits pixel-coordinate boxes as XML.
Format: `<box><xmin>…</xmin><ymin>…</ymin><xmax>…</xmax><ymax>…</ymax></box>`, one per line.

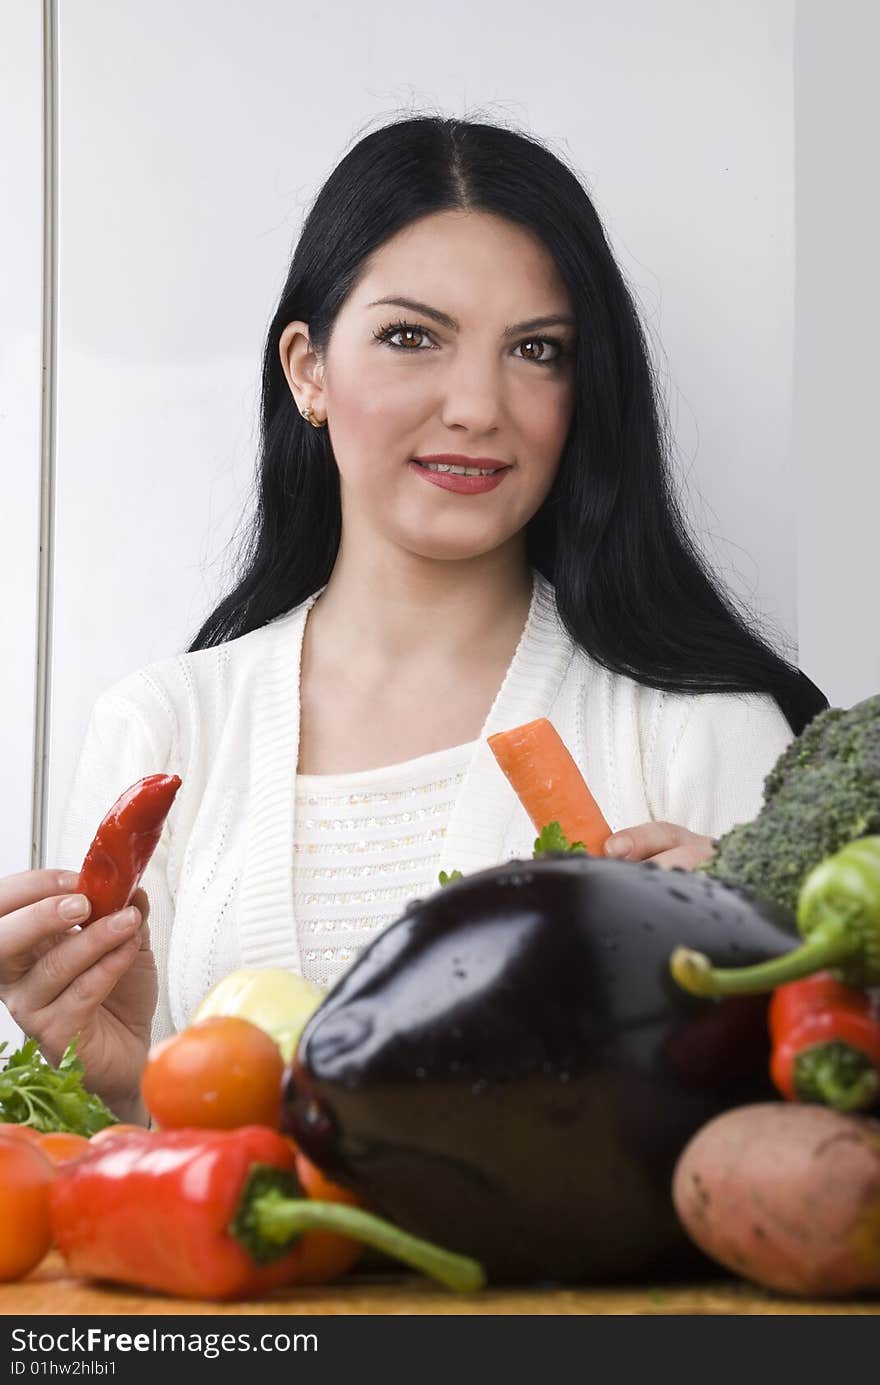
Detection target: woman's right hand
<box><xmin>0</xmin><ymin>869</ymin><xmax>159</xmax><ymax>1125</ymax></box>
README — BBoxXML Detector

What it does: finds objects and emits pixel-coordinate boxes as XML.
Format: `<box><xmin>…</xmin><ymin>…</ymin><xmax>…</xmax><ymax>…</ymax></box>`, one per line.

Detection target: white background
<box><xmin>1</xmin><ymin>1</ymin><xmax>878</xmax><ymax>1052</ymax></box>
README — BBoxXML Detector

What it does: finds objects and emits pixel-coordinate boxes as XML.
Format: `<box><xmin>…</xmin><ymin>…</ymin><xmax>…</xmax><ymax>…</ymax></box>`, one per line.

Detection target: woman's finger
<box><xmin>10</xmin><ymin>907</ymin><xmax>142</xmax><ymax>1016</ymax></box>
<box><xmin>647</xmin><ymin>842</ymin><xmax>716</xmax><ymax>871</ymax></box>
<box><xmin>29</xmin><ymin>935</ymin><xmax>145</xmax><ymax>1061</ymax></box>
<box><xmin>129</xmin><ymin>887</ymin><xmax>150</xmax><ymax>930</ymax></box>
<box><xmin>604</xmin><ymin>821</ymin><xmax>687</xmax><ymax>861</ymax></box>
<box><xmin>0</xmin><ymin>892</ymin><xmax>97</xmax><ymax>986</ymax></box>
<box><xmin>0</xmin><ymin>870</ymin><xmax>80</xmax><ymax>921</ymax></box>
<box><xmin>645</xmin><ymin>849</ymin><xmax>693</xmax><ymax>871</ymax></box>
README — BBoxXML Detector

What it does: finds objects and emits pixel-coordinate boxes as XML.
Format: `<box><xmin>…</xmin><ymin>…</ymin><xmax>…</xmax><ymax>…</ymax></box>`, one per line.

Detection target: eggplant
<box><xmin>282</xmin><ymin>854</ymin><xmax>797</xmax><ymax>1284</ymax></box>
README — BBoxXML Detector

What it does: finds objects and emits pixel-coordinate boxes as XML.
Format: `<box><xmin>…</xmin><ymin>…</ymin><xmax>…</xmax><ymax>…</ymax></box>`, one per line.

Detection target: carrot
<box><xmin>487</xmin><ymin>717</ymin><xmax>611</xmax><ymax>855</ymax></box>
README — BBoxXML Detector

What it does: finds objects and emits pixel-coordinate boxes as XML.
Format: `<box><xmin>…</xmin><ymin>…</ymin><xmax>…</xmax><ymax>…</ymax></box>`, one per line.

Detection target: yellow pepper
<box><xmin>193</xmin><ymin>968</ymin><xmax>325</xmax><ymax>1062</ymax></box>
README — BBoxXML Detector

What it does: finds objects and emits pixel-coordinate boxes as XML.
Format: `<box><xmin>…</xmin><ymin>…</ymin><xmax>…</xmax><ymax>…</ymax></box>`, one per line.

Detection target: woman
<box><xmin>0</xmin><ymin>115</ymin><xmax>826</xmax><ymax>1125</ymax></box>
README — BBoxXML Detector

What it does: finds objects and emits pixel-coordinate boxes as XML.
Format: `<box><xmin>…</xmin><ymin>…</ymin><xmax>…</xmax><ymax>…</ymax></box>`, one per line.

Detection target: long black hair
<box><xmin>189</xmin><ymin>113</ymin><xmax>826</xmax><ymax>735</ymax></box>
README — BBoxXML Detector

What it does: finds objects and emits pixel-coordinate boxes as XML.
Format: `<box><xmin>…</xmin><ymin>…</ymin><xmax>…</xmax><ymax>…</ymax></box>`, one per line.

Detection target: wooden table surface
<box><xmin>2</xmin><ymin>1253</ymin><xmax>878</xmax><ymax>1316</ymax></box>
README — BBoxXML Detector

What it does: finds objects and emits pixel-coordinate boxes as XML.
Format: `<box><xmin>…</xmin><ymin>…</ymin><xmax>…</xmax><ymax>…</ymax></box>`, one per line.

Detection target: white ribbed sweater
<box><xmin>57</xmin><ymin>571</ymin><xmax>793</xmax><ymax>1044</ymax></box>
<box><xmin>293</xmin><ymin>741</ymin><xmax>476</xmax><ymax>989</ymax></box>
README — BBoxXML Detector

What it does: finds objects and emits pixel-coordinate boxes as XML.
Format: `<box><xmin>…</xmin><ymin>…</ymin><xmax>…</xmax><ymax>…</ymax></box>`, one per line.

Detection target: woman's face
<box><xmin>281</xmin><ymin>209</ymin><xmax>577</xmax><ymax>564</ymax></box>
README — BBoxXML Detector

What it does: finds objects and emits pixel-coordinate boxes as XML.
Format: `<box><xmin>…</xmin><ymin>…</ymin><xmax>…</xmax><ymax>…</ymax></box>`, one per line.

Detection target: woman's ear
<box><xmin>279</xmin><ymin>321</ymin><xmax>327</xmax><ymax>423</ymax></box>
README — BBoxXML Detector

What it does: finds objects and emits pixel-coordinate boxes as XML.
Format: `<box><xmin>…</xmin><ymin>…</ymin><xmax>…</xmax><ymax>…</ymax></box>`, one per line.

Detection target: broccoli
<box><xmin>698</xmin><ymin>693</ymin><xmax>880</xmax><ymax>916</ymax></box>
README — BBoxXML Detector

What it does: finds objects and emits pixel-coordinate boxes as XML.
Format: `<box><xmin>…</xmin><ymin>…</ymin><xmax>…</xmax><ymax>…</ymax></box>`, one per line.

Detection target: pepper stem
<box><xmin>669</xmin><ymin>923</ymin><xmax>854</xmax><ymax>998</ymax></box>
<box><xmin>253</xmin><ymin>1191</ymin><xmax>486</xmax><ymax>1293</ymax></box>
<box><xmin>794</xmin><ymin>1039</ymin><xmax>880</xmax><ymax>1113</ymax></box>
<box><xmin>230</xmin><ymin>1167</ymin><xmax>485</xmax><ymax>1293</ymax></box>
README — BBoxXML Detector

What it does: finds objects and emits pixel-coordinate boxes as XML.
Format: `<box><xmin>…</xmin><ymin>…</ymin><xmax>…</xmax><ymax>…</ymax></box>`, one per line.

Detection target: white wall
<box><xmin>794</xmin><ymin>0</ymin><xmax>880</xmax><ymax>708</ymax></box>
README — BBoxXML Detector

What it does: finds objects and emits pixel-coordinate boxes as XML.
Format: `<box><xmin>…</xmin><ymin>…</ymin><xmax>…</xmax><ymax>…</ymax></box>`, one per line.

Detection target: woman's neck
<box><xmin>308</xmin><ymin>542</ymin><xmax>534</xmax><ymax>668</ymax></box>
<box><xmin>297</xmin><ymin>542</ymin><xmax>535</xmax><ymax>774</ymax></box>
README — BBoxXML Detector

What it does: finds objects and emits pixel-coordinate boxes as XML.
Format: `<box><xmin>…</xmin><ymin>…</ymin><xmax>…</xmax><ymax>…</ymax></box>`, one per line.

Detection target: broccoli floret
<box><xmin>698</xmin><ymin>693</ymin><xmax>880</xmax><ymax>916</ymax></box>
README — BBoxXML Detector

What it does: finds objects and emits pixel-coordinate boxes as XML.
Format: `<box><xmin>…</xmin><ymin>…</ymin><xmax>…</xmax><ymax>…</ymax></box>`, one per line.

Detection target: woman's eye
<box><xmin>375</xmin><ymin>322</ymin><xmax>432</xmax><ymax>350</ymax></box>
<box><xmin>515</xmin><ymin>337</ymin><xmax>563</xmax><ymax>364</ymax></box>
<box><xmin>374</xmin><ymin>321</ymin><xmax>567</xmax><ymax>365</ymax></box>
<box><xmin>394</xmin><ymin>327</ymin><xmax>427</xmax><ymax>348</ymax></box>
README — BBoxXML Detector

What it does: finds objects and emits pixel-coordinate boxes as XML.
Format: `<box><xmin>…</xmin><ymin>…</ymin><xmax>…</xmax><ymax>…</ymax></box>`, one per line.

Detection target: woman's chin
<box><xmin>399</xmin><ymin>534</ymin><xmax>511</xmax><ymax>563</ymax></box>
<box><xmin>384</xmin><ymin>516</ymin><xmax>519</xmax><ymax>564</ymax></box>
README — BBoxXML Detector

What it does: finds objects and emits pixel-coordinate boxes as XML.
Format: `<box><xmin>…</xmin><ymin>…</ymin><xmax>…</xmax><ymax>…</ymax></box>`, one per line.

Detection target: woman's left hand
<box><xmin>603</xmin><ymin>822</ymin><xmax>716</xmax><ymax>871</ymax></box>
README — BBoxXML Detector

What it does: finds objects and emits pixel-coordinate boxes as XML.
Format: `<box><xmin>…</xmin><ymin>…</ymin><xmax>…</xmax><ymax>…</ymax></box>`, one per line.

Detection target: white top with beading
<box><xmin>292</xmin><ymin>740</ymin><xmax>478</xmax><ymax>990</ymax></box>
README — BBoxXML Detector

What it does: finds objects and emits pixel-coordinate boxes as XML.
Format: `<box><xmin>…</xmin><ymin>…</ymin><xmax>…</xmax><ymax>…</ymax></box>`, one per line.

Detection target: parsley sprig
<box><xmin>437</xmin><ymin>870</ymin><xmax>464</xmax><ymax>887</ymax></box>
<box><xmin>531</xmin><ymin>822</ymin><xmax>587</xmax><ymax>856</ymax></box>
<box><xmin>439</xmin><ymin>820</ymin><xmax>587</xmax><ymax>886</ymax></box>
<box><xmin>0</xmin><ymin>1037</ymin><xmax>119</xmax><ymax>1135</ymax></box>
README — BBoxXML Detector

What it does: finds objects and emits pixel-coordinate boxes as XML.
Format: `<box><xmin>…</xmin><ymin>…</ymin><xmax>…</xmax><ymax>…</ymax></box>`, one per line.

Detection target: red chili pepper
<box><xmin>769</xmin><ymin>971</ymin><xmax>880</xmax><ymax>1112</ymax></box>
<box><xmin>75</xmin><ymin>774</ymin><xmax>181</xmax><ymax>923</ymax></box>
<box><xmin>49</xmin><ymin>1127</ymin><xmax>485</xmax><ymax>1301</ymax></box>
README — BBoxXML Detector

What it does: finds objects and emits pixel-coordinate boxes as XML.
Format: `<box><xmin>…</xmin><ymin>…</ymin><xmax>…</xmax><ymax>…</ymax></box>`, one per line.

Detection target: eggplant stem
<box><xmin>669</xmin><ymin>925</ymin><xmax>853</xmax><ymax>997</ymax></box>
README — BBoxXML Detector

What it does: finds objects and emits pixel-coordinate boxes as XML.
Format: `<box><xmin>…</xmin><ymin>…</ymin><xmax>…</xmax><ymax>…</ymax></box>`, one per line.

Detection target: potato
<box><xmin>672</xmin><ymin>1102</ymin><xmax>880</xmax><ymax>1297</ymax></box>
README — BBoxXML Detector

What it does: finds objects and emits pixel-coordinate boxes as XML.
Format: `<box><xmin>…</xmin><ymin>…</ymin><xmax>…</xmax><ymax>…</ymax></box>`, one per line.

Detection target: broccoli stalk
<box><xmin>698</xmin><ymin>693</ymin><xmax>880</xmax><ymax>916</ymax></box>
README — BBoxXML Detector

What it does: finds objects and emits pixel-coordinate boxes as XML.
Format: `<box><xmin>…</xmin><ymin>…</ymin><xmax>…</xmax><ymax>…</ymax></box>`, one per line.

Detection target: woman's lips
<box><xmin>408</xmin><ymin>460</ymin><xmax>510</xmax><ymax>495</ymax></box>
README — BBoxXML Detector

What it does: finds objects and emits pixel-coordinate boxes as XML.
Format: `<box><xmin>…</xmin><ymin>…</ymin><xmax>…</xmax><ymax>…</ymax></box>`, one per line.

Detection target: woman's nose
<box><xmin>438</xmin><ymin>354</ymin><xmax>505</xmax><ymax>435</ymax></box>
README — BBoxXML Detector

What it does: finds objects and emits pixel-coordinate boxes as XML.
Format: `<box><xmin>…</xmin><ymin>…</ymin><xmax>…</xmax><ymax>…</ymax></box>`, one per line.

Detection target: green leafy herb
<box><xmin>0</xmin><ymin>1037</ymin><xmax>119</xmax><ymax>1136</ymax></box>
<box><xmin>532</xmin><ymin>821</ymin><xmax>587</xmax><ymax>856</ymax></box>
<box><xmin>438</xmin><ymin>870</ymin><xmax>464</xmax><ymax>887</ymax></box>
<box><xmin>440</xmin><ymin>821</ymin><xmax>588</xmax><ymax>886</ymax></box>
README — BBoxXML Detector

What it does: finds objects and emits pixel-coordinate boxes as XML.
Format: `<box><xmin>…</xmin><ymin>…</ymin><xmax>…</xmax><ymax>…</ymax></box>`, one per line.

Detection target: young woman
<box><xmin>0</xmin><ymin>115</ymin><xmax>826</xmax><ymax>1124</ymax></box>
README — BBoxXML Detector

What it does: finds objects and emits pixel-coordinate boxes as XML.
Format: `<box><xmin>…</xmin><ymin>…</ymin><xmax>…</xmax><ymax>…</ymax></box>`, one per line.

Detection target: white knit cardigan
<box><xmin>57</xmin><ymin>571</ymin><xmax>793</xmax><ymax>1043</ymax></box>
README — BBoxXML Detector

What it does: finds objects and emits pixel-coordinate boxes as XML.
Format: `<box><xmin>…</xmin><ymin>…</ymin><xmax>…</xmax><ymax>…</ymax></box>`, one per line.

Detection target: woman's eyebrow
<box><xmin>366</xmin><ymin>296</ymin><xmax>576</xmax><ymax>338</ymax></box>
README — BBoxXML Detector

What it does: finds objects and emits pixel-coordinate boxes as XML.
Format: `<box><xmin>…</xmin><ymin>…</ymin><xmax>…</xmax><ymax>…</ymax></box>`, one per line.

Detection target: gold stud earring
<box><xmin>301</xmin><ymin>405</ymin><xmax>326</xmax><ymax>429</ymax></box>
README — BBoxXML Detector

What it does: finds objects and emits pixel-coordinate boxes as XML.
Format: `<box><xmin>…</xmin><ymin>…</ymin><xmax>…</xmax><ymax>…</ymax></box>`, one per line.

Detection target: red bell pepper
<box><xmin>49</xmin><ymin>1126</ymin><xmax>485</xmax><ymax>1301</ymax></box>
<box><xmin>769</xmin><ymin>971</ymin><xmax>880</xmax><ymax>1112</ymax></box>
<box><xmin>76</xmin><ymin>774</ymin><xmax>181</xmax><ymax>923</ymax></box>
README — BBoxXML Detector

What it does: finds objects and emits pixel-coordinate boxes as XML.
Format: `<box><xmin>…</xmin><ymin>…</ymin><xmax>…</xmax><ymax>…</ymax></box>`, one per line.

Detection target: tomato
<box><xmin>36</xmin><ymin>1132</ymin><xmax>92</xmax><ymax>1166</ymax></box>
<box><xmin>89</xmin><ymin>1123</ymin><xmax>149</xmax><ymax>1145</ymax></box>
<box><xmin>0</xmin><ymin>1122</ymin><xmax>45</xmax><ymax>1147</ymax></box>
<box><xmin>295</xmin><ymin>1150</ymin><xmax>360</xmax><ymax>1207</ymax></box>
<box><xmin>289</xmin><ymin>1150</ymin><xmax>364</xmax><ymax>1283</ymax></box>
<box><xmin>0</xmin><ymin>1136</ymin><xmax>54</xmax><ymax>1280</ymax></box>
<box><xmin>140</xmin><ymin>1016</ymin><xmax>285</xmax><ymax>1130</ymax></box>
